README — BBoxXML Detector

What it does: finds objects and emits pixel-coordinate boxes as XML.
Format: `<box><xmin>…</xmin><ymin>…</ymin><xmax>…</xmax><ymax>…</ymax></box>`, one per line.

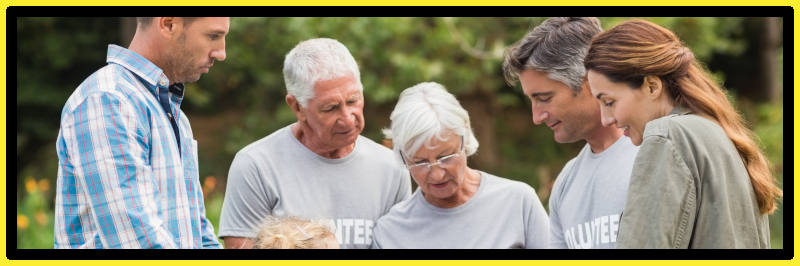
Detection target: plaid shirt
<box><xmin>54</xmin><ymin>45</ymin><xmax>221</xmax><ymax>249</ymax></box>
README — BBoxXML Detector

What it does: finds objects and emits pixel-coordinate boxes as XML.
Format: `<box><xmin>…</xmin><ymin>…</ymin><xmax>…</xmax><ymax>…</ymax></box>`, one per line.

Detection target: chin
<box><xmin>553</xmin><ymin>134</ymin><xmax>580</xmax><ymax>144</ymax></box>
<box><xmin>187</xmin><ymin>75</ymin><xmax>202</xmax><ymax>83</ymax></box>
<box><xmin>430</xmin><ymin>192</ymin><xmax>454</xmax><ymax>201</ymax></box>
<box><xmin>429</xmin><ymin>185</ymin><xmax>456</xmax><ymax>197</ymax></box>
<box><xmin>332</xmin><ymin>137</ymin><xmax>358</xmax><ymax>149</ymax></box>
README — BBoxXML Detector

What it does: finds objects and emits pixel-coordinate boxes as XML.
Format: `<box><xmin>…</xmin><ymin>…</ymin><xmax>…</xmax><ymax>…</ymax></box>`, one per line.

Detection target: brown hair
<box><xmin>584</xmin><ymin>19</ymin><xmax>781</xmax><ymax>214</ymax></box>
<box><xmin>253</xmin><ymin>216</ymin><xmax>336</xmax><ymax>249</ymax></box>
<box><xmin>136</xmin><ymin>17</ymin><xmax>196</xmax><ymax>28</ymax></box>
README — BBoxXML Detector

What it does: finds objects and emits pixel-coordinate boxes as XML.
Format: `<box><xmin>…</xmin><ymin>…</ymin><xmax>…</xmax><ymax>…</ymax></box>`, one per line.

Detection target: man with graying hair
<box><xmin>218</xmin><ymin>38</ymin><xmax>412</xmax><ymax>249</ymax></box>
<box><xmin>503</xmin><ymin>17</ymin><xmax>639</xmax><ymax>249</ymax></box>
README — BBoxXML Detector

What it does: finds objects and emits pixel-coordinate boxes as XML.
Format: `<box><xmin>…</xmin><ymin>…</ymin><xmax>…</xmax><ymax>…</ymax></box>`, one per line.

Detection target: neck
<box><xmin>658</xmin><ymin>97</ymin><xmax>677</xmax><ymax>117</ymax></box>
<box><xmin>584</xmin><ymin>125</ymin><xmax>623</xmax><ymax>153</ymax></box>
<box><xmin>128</xmin><ymin>32</ymin><xmax>158</xmax><ymax>66</ymax></box>
<box><xmin>292</xmin><ymin>123</ymin><xmax>355</xmax><ymax>159</ymax></box>
<box><xmin>427</xmin><ymin>169</ymin><xmax>481</xmax><ymax>208</ymax></box>
<box><xmin>128</xmin><ymin>31</ymin><xmax>174</xmax><ymax>84</ymax></box>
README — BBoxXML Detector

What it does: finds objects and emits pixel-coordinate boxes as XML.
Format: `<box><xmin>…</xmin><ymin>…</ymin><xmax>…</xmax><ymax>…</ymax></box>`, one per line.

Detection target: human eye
<box><xmin>413</xmin><ymin>160</ymin><xmax>429</xmax><ymax>165</ymax></box>
<box><xmin>208</xmin><ymin>33</ymin><xmax>222</xmax><ymax>40</ymax></box>
<box><xmin>533</xmin><ymin>94</ymin><xmax>553</xmax><ymax>103</ymax></box>
<box><xmin>321</xmin><ymin>104</ymin><xmax>338</xmax><ymax>112</ymax></box>
<box><xmin>439</xmin><ymin>153</ymin><xmax>459</xmax><ymax>164</ymax></box>
<box><xmin>347</xmin><ymin>94</ymin><xmax>362</xmax><ymax>104</ymax></box>
<box><xmin>603</xmin><ymin>100</ymin><xmax>615</xmax><ymax>107</ymax></box>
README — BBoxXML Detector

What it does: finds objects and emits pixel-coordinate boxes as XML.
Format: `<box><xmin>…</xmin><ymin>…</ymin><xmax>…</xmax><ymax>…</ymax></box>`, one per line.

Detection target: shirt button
<box><xmin>159</xmin><ymin>80</ymin><xmax>167</xmax><ymax>87</ymax></box>
<box><xmin>168</xmin><ymin>113</ymin><xmax>173</xmax><ymax>118</ymax></box>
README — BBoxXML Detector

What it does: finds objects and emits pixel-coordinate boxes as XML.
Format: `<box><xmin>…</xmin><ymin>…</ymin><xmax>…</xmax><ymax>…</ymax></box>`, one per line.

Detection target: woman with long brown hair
<box><xmin>584</xmin><ymin>19</ymin><xmax>781</xmax><ymax>248</ymax></box>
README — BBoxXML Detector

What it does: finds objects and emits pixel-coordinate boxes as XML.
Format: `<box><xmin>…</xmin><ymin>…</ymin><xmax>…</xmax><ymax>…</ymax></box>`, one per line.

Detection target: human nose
<box><xmin>531</xmin><ymin>105</ymin><xmax>549</xmax><ymax>125</ymax></box>
<box><xmin>337</xmin><ymin>105</ymin><xmax>358</xmax><ymax>127</ymax></box>
<box><xmin>427</xmin><ymin>164</ymin><xmax>446</xmax><ymax>181</ymax></box>
<box><xmin>599</xmin><ymin>108</ymin><xmax>616</xmax><ymax>127</ymax></box>
<box><xmin>211</xmin><ymin>40</ymin><xmax>226</xmax><ymax>61</ymax></box>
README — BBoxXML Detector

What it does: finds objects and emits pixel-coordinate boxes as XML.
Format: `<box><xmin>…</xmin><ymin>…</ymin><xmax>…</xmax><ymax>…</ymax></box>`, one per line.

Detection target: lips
<box><xmin>547</xmin><ymin>121</ymin><xmax>561</xmax><ymax>129</ymax></box>
<box><xmin>335</xmin><ymin>129</ymin><xmax>354</xmax><ymax>135</ymax></box>
<box><xmin>431</xmin><ymin>182</ymin><xmax>449</xmax><ymax>189</ymax></box>
<box><xmin>623</xmin><ymin>127</ymin><xmax>630</xmax><ymax>137</ymax></box>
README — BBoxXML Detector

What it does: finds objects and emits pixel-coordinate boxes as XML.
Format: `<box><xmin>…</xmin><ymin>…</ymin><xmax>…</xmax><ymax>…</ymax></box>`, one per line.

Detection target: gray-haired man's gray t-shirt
<box><xmin>218</xmin><ymin>124</ymin><xmax>412</xmax><ymax>249</ymax></box>
<box><xmin>372</xmin><ymin>171</ymin><xmax>549</xmax><ymax>248</ymax></box>
<box><xmin>548</xmin><ymin>136</ymin><xmax>639</xmax><ymax>249</ymax></box>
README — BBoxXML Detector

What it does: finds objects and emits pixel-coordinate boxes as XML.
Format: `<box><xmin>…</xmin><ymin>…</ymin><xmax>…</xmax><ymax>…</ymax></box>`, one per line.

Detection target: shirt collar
<box><xmin>669</xmin><ymin>105</ymin><xmax>692</xmax><ymax>115</ymax></box>
<box><xmin>106</xmin><ymin>44</ymin><xmax>185</xmax><ymax>99</ymax></box>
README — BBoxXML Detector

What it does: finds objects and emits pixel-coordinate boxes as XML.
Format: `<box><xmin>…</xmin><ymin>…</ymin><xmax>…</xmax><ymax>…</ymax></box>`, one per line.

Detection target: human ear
<box><xmin>157</xmin><ymin>17</ymin><xmax>182</xmax><ymax>38</ymax></box>
<box><xmin>286</xmin><ymin>94</ymin><xmax>306</xmax><ymax>121</ymax></box>
<box><xmin>642</xmin><ymin>75</ymin><xmax>664</xmax><ymax>100</ymax></box>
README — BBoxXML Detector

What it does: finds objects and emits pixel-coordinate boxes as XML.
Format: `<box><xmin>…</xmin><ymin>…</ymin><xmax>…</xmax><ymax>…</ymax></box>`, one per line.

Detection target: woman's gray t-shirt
<box><xmin>371</xmin><ymin>171</ymin><xmax>549</xmax><ymax>248</ymax></box>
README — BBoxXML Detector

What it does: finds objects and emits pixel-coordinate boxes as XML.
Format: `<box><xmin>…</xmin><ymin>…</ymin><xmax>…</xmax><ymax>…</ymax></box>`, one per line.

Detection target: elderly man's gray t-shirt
<box><xmin>218</xmin><ymin>124</ymin><xmax>412</xmax><ymax>249</ymax></box>
<box><xmin>371</xmin><ymin>171</ymin><xmax>549</xmax><ymax>248</ymax></box>
<box><xmin>548</xmin><ymin>136</ymin><xmax>639</xmax><ymax>249</ymax></box>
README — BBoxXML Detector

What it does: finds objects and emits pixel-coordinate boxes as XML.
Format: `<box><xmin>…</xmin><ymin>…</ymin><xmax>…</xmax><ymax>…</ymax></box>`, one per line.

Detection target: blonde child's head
<box><xmin>253</xmin><ymin>216</ymin><xmax>338</xmax><ymax>249</ymax></box>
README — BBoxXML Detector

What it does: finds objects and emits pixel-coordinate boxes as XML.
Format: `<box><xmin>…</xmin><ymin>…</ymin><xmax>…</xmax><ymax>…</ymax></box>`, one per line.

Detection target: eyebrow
<box><xmin>530</xmin><ymin>91</ymin><xmax>552</xmax><ymax>98</ymax></box>
<box><xmin>321</xmin><ymin>102</ymin><xmax>339</xmax><ymax>109</ymax></box>
<box><xmin>595</xmin><ymin>93</ymin><xmax>606</xmax><ymax>100</ymax></box>
<box><xmin>412</xmin><ymin>148</ymin><xmax>459</xmax><ymax>161</ymax></box>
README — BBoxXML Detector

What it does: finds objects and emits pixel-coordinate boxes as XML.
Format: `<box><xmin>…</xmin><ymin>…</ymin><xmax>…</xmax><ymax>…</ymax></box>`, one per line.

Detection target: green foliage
<box><xmin>17</xmin><ymin>177</ymin><xmax>55</xmax><ymax>249</ymax></box>
<box><xmin>204</xmin><ymin>190</ymin><xmax>226</xmax><ymax>248</ymax></box>
<box><xmin>750</xmin><ymin>101</ymin><xmax>784</xmax><ymax>249</ymax></box>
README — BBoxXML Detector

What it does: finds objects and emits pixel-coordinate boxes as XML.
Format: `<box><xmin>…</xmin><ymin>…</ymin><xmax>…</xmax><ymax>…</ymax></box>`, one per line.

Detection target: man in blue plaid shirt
<box><xmin>55</xmin><ymin>17</ymin><xmax>229</xmax><ymax>248</ymax></box>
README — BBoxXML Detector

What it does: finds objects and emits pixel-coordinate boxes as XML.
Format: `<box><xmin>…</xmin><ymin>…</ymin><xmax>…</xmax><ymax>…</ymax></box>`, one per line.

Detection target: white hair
<box><xmin>383</xmin><ymin>82</ymin><xmax>479</xmax><ymax>161</ymax></box>
<box><xmin>282</xmin><ymin>38</ymin><xmax>363</xmax><ymax>107</ymax></box>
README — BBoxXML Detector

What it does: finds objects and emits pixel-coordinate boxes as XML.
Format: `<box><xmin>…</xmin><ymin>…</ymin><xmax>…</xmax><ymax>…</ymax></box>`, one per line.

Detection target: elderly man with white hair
<box><xmin>218</xmin><ymin>38</ymin><xmax>411</xmax><ymax>249</ymax></box>
<box><xmin>371</xmin><ymin>82</ymin><xmax>549</xmax><ymax>249</ymax></box>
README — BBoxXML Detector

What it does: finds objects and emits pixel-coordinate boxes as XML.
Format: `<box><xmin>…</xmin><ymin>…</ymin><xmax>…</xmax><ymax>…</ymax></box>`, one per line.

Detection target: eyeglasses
<box><xmin>400</xmin><ymin>136</ymin><xmax>464</xmax><ymax>175</ymax></box>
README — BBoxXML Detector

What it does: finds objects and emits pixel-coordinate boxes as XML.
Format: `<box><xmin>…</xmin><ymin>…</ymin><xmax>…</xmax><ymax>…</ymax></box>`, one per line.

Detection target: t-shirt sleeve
<box><xmin>523</xmin><ymin>184</ymin><xmax>550</xmax><ymax>249</ymax></box>
<box><xmin>393</xmin><ymin>170</ymin><xmax>412</xmax><ymax>204</ymax></box>
<box><xmin>369</xmin><ymin>220</ymin><xmax>385</xmax><ymax>249</ymax></box>
<box><xmin>218</xmin><ymin>151</ymin><xmax>274</xmax><ymax>239</ymax></box>
<box><xmin>616</xmin><ymin>135</ymin><xmax>696</xmax><ymax>249</ymax></box>
<box><xmin>547</xmin><ymin>159</ymin><xmax>574</xmax><ymax>249</ymax></box>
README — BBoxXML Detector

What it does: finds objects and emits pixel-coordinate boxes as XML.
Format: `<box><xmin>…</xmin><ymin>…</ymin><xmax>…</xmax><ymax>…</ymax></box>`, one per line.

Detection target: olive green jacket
<box><xmin>616</xmin><ymin>107</ymin><xmax>770</xmax><ymax>249</ymax></box>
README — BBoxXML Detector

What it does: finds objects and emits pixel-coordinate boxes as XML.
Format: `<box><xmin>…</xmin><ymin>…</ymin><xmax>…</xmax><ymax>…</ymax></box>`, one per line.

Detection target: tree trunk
<box><xmin>759</xmin><ymin>17</ymin><xmax>781</xmax><ymax>103</ymax></box>
<box><xmin>459</xmin><ymin>91</ymin><xmax>498</xmax><ymax>170</ymax></box>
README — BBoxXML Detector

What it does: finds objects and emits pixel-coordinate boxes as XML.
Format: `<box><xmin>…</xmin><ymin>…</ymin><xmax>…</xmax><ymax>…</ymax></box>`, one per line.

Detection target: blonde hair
<box><xmin>253</xmin><ymin>216</ymin><xmax>336</xmax><ymax>249</ymax></box>
<box><xmin>585</xmin><ymin>19</ymin><xmax>782</xmax><ymax>214</ymax></box>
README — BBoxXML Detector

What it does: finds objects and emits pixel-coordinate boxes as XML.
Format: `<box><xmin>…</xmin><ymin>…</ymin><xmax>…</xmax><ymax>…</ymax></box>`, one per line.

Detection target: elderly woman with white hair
<box><xmin>371</xmin><ymin>82</ymin><xmax>549</xmax><ymax>249</ymax></box>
